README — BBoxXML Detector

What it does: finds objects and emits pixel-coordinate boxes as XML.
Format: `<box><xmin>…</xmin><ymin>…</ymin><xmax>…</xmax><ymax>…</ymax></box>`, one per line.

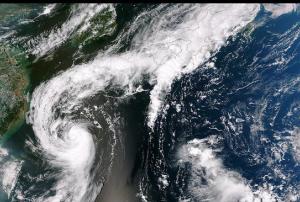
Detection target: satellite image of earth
<box><xmin>0</xmin><ymin>3</ymin><xmax>300</xmax><ymax>202</ymax></box>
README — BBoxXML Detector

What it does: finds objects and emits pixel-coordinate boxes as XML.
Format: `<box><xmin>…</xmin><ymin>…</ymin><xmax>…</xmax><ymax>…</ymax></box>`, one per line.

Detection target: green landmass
<box><xmin>0</xmin><ymin>43</ymin><xmax>29</xmax><ymax>144</ymax></box>
<box><xmin>71</xmin><ymin>6</ymin><xmax>117</xmax><ymax>48</ymax></box>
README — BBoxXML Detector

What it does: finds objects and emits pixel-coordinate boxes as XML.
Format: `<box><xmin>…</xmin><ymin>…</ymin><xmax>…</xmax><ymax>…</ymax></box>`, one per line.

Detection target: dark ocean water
<box><xmin>0</xmin><ymin>3</ymin><xmax>300</xmax><ymax>202</ymax></box>
<box><xmin>145</xmin><ymin>11</ymin><xmax>300</xmax><ymax>201</ymax></box>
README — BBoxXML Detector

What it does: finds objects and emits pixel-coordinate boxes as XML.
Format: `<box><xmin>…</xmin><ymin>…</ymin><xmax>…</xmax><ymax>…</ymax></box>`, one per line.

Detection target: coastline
<box><xmin>0</xmin><ymin>44</ymin><xmax>30</xmax><ymax>145</ymax></box>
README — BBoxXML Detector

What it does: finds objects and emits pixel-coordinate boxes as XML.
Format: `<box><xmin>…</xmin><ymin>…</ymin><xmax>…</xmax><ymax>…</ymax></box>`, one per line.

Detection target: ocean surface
<box><xmin>0</xmin><ymin>3</ymin><xmax>300</xmax><ymax>202</ymax></box>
